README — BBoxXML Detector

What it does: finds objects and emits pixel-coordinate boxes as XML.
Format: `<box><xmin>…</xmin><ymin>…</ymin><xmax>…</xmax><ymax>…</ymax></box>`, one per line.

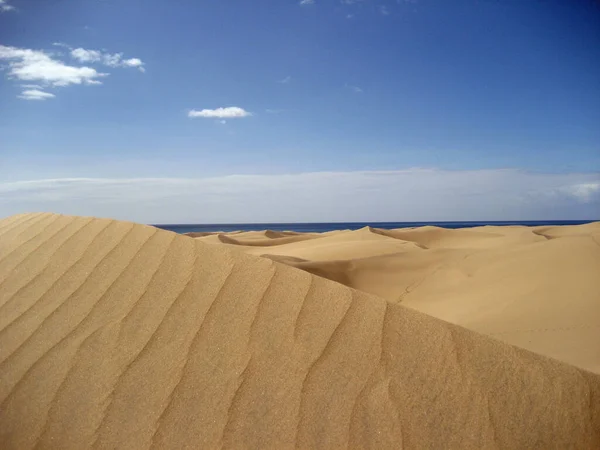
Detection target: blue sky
<box><xmin>1</xmin><ymin>0</ymin><xmax>599</xmax><ymax>222</ymax></box>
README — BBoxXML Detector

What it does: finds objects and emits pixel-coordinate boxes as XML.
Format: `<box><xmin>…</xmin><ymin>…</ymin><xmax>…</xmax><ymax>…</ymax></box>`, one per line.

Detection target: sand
<box><xmin>196</xmin><ymin>223</ymin><xmax>600</xmax><ymax>374</ymax></box>
<box><xmin>0</xmin><ymin>213</ymin><xmax>599</xmax><ymax>449</ymax></box>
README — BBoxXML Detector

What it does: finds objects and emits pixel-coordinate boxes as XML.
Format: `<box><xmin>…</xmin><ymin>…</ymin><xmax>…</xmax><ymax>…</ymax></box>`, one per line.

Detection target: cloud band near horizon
<box><xmin>1</xmin><ymin>169</ymin><xmax>598</xmax><ymax>224</ymax></box>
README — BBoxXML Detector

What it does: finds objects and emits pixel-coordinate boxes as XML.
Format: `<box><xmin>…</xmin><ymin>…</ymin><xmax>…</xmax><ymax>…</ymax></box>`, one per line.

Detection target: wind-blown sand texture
<box><xmin>1</xmin><ymin>213</ymin><xmax>599</xmax><ymax>449</ymax></box>
<box><xmin>194</xmin><ymin>222</ymin><xmax>600</xmax><ymax>374</ymax></box>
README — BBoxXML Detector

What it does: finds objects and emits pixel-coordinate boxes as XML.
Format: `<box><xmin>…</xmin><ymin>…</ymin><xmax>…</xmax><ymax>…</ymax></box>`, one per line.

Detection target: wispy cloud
<box><xmin>70</xmin><ymin>48</ymin><xmax>103</xmax><ymax>63</ymax></box>
<box><xmin>121</xmin><ymin>57</ymin><xmax>145</xmax><ymax>71</ymax></box>
<box><xmin>266</xmin><ymin>109</ymin><xmax>285</xmax><ymax>114</ymax></box>
<box><xmin>1</xmin><ymin>170</ymin><xmax>598</xmax><ymax>223</ymax></box>
<box><xmin>0</xmin><ymin>0</ymin><xmax>15</xmax><ymax>12</ymax></box>
<box><xmin>341</xmin><ymin>0</ymin><xmax>395</xmax><ymax>18</ymax></box>
<box><xmin>70</xmin><ymin>47</ymin><xmax>146</xmax><ymax>72</ymax></box>
<box><xmin>0</xmin><ymin>45</ymin><xmax>106</xmax><ymax>90</ymax></box>
<box><xmin>345</xmin><ymin>83</ymin><xmax>363</xmax><ymax>93</ymax></box>
<box><xmin>299</xmin><ymin>0</ymin><xmax>315</xmax><ymax>5</ymax></box>
<box><xmin>18</xmin><ymin>89</ymin><xmax>56</xmax><ymax>101</ymax></box>
<box><xmin>277</xmin><ymin>76</ymin><xmax>292</xmax><ymax>84</ymax></box>
<box><xmin>559</xmin><ymin>183</ymin><xmax>600</xmax><ymax>203</ymax></box>
<box><xmin>188</xmin><ymin>107</ymin><xmax>252</xmax><ymax>119</ymax></box>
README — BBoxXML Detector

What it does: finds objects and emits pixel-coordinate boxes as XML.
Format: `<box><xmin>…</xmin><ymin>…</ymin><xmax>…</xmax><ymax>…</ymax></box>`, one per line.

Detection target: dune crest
<box><xmin>196</xmin><ymin>222</ymin><xmax>600</xmax><ymax>372</ymax></box>
<box><xmin>0</xmin><ymin>213</ymin><xmax>599</xmax><ymax>449</ymax></box>
<box><xmin>217</xmin><ymin>233</ymin><xmax>321</xmax><ymax>247</ymax></box>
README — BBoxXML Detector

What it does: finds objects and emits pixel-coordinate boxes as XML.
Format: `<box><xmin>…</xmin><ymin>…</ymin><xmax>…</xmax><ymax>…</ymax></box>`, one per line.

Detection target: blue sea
<box><xmin>154</xmin><ymin>220</ymin><xmax>596</xmax><ymax>234</ymax></box>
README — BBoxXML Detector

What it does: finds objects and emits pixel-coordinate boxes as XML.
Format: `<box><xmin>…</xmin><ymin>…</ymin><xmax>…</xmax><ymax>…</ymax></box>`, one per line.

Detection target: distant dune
<box><xmin>194</xmin><ymin>222</ymin><xmax>600</xmax><ymax>373</ymax></box>
<box><xmin>1</xmin><ymin>213</ymin><xmax>599</xmax><ymax>448</ymax></box>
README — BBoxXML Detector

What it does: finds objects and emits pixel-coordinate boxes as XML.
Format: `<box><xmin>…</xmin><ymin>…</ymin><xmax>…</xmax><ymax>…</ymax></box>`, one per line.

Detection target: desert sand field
<box><xmin>192</xmin><ymin>222</ymin><xmax>600</xmax><ymax>373</ymax></box>
<box><xmin>0</xmin><ymin>213</ymin><xmax>599</xmax><ymax>449</ymax></box>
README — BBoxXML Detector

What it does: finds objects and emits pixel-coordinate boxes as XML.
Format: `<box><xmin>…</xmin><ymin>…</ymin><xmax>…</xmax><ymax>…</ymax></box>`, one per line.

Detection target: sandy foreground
<box><xmin>0</xmin><ymin>213</ymin><xmax>599</xmax><ymax>449</ymax></box>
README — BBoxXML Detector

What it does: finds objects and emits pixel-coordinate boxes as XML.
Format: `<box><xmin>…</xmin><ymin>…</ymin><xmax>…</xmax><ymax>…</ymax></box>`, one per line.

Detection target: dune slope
<box><xmin>197</xmin><ymin>224</ymin><xmax>600</xmax><ymax>372</ymax></box>
<box><xmin>0</xmin><ymin>213</ymin><xmax>599</xmax><ymax>449</ymax></box>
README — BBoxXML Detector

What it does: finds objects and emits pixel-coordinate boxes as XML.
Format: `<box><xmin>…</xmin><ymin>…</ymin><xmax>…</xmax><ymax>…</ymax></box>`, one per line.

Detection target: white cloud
<box><xmin>122</xmin><ymin>57</ymin><xmax>145</xmax><ymax>72</ymax></box>
<box><xmin>277</xmin><ymin>76</ymin><xmax>292</xmax><ymax>84</ymax></box>
<box><xmin>0</xmin><ymin>44</ymin><xmax>147</xmax><ymax>99</ymax></box>
<box><xmin>103</xmin><ymin>53</ymin><xmax>123</xmax><ymax>67</ymax></box>
<box><xmin>379</xmin><ymin>5</ymin><xmax>390</xmax><ymax>15</ymax></box>
<box><xmin>18</xmin><ymin>89</ymin><xmax>56</xmax><ymax>101</ymax></box>
<box><xmin>299</xmin><ymin>0</ymin><xmax>315</xmax><ymax>5</ymax></box>
<box><xmin>0</xmin><ymin>45</ymin><xmax>107</xmax><ymax>89</ymax></box>
<box><xmin>70</xmin><ymin>48</ymin><xmax>103</xmax><ymax>63</ymax></box>
<box><xmin>188</xmin><ymin>107</ymin><xmax>252</xmax><ymax>119</ymax></box>
<box><xmin>70</xmin><ymin>47</ymin><xmax>146</xmax><ymax>72</ymax></box>
<box><xmin>1</xmin><ymin>169</ymin><xmax>598</xmax><ymax>223</ymax></box>
<box><xmin>559</xmin><ymin>183</ymin><xmax>600</xmax><ymax>203</ymax></box>
<box><xmin>0</xmin><ymin>0</ymin><xmax>15</xmax><ymax>12</ymax></box>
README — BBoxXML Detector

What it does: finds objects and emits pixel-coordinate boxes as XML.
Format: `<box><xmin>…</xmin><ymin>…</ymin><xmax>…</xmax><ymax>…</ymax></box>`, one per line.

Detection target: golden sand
<box><xmin>195</xmin><ymin>222</ymin><xmax>600</xmax><ymax>373</ymax></box>
<box><xmin>0</xmin><ymin>213</ymin><xmax>599</xmax><ymax>449</ymax></box>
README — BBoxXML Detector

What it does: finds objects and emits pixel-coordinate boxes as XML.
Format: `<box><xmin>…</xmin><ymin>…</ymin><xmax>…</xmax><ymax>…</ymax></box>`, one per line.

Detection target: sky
<box><xmin>1</xmin><ymin>0</ymin><xmax>599</xmax><ymax>223</ymax></box>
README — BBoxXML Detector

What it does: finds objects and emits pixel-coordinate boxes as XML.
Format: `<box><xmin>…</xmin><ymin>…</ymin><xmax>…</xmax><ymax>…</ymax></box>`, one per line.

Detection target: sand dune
<box><xmin>217</xmin><ymin>233</ymin><xmax>322</xmax><ymax>247</ymax></box>
<box><xmin>1</xmin><ymin>213</ymin><xmax>599</xmax><ymax>449</ymax></box>
<box><xmin>184</xmin><ymin>231</ymin><xmax>229</xmax><ymax>238</ymax></box>
<box><xmin>236</xmin><ymin>230</ymin><xmax>307</xmax><ymax>239</ymax></box>
<box><xmin>198</xmin><ymin>223</ymin><xmax>600</xmax><ymax>373</ymax></box>
<box><xmin>184</xmin><ymin>230</ymin><xmax>304</xmax><ymax>239</ymax></box>
<box><xmin>532</xmin><ymin>222</ymin><xmax>600</xmax><ymax>239</ymax></box>
<box><xmin>229</xmin><ymin>227</ymin><xmax>425</xmax><ymax>261</ymax></box>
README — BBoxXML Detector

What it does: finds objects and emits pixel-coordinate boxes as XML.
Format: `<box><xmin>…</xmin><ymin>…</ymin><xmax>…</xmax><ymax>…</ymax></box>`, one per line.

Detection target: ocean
<box><xmin>154</xmin><ymin>220</ymin><xmax>596</xmax><ymax>234</ymax></box>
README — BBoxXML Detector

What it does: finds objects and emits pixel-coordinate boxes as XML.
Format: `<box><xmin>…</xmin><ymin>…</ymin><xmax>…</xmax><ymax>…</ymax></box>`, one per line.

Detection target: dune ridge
<box><xmin>217</xmin><ymin>233</ymin><xmax>321</xmax><ymax>247</ymax></box>
<box><xmin>0</xmin><ymin>213</ymin><xmax>599</xmax><ymax>449</ymax></box>
<box><xmin>196</xmin><ymin>222</ymin><xmax>600</xmax><ymax>373</ymax></box>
